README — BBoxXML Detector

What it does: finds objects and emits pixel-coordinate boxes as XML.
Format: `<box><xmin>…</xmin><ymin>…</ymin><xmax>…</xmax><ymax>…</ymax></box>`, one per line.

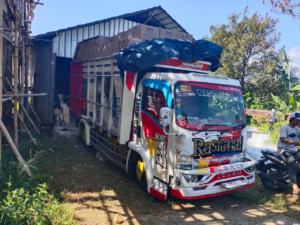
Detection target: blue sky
<box><xmin>32</xmin><ymin>0</ymin><xmax>300</xmax><ymax>68</ymax></box>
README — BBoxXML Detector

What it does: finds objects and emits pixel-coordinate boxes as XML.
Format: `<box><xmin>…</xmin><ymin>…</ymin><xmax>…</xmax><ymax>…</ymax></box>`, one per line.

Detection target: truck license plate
<box><xmin>221</xmin><ymin>179</ymin><xmax>248</xmax><ymax>189</ymax></box>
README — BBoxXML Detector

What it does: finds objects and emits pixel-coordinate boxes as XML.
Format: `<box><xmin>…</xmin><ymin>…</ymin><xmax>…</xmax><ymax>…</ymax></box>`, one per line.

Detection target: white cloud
<box><xmin>290</xmin><ymin>62</ymin><xmax>300</xmax><ymax>69</ymax></box>
<box><xmin>288</xmin><ymin>46</ymin><xmax>300</xmax><ymax>59</ymax></box>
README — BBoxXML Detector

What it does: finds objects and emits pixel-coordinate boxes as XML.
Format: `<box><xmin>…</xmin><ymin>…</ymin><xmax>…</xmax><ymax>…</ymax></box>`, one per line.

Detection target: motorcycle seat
<box><xmin>263</xmin><ymin>150</ymin><xmax>280</xmax><ymax>158</ymax></box>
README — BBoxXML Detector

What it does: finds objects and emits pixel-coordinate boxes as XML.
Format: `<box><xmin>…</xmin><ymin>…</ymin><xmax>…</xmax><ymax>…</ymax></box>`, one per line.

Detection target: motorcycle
<box><xmin>256</xmin><ymin>150</ymin><xmax>300</xmax><ymax>192</ymax></box>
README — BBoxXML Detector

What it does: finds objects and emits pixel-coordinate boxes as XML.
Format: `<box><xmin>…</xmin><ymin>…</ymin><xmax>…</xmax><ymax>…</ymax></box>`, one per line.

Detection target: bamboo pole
<box><xmin>0</xmin><ymin>0</ymin><xmax>4</xmax><ymax>172</ymax></box>
<box><xmin>24</xmin><ymin>3</ymin><xmax>30</xmax><ymax>122</ymax></box>
<box><xmin>3</xmin><ymin>97</ymin><xmax>12</xmax><ymax>102</ymax></box>
<box><xmin>3</xmin><ymin>93</ymin><xmax>47</xmax><ymax>97</ymax></box>
<box><xmin>13</xmin><ymin>5</ymin><xmax>19</xmax><ymax>145</ymax></box>
<box><xmin>17</xmin><ymin>111</ymin><xmax>37</xmax><ymax>146</ymax></box>
<box><xmin>16</xmin><ymin>100</ymin><xmax>40</xmax><ymax>134</ymax></box>
<box><xmin>5</xmin><ymin>78</ymin><xmax>40</xmax><ymax>134</ymax></box>
<box><xmin>3</xmin><ymin>86</ymin><xmax>36</xmax><ymax>145</ymax></box>
<box><xmin>20</xmin><ymin>35</ymin><xmax>25</xmax><ymax>132</ymax></box>
<box><xmin>28</xmin><ymin>102</ymin><xmax>41</xmax><ymax>124</ymax></box>
<box><xmin>5</xmin><ymin>0</ymin><xmax>13</xmax><ymax>15</ymax></box>
<box><xmin>2</xmin><ymin>33</ymin><xmax>14</xmax><ymax>46</ymax></box>
<box><xmin>25</xmin><ymin>41</ymin><xmax>28</xmax><ymax>111</ymax></box>
<box><xmin>0</xmin><ymin>120</ymin><xmax>33</xmax><ymax>178</ymax></box>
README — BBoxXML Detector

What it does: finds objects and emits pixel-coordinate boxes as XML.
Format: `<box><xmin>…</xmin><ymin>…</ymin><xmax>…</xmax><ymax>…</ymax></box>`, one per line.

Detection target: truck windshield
<box><xmin>174</xmin><ymin>82</ymin><xmax>246</xmax><ymax>130</ymax></box>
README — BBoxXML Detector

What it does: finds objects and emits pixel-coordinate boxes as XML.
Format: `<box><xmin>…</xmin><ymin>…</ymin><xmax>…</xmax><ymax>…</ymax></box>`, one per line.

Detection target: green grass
<box><xmin>0</xmin><ymin>131</ymin><xmax>76</xmax><ymax>224</ymax></box>
<box><xmin>248</xmin><ymin>120</ymin><xmax>286</xmax><ymax>145</ymax></box>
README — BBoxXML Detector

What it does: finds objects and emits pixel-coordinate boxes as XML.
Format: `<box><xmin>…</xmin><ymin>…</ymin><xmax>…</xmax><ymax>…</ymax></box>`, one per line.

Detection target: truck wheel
<box><xmin>135</xmin><ymin>155</ymin><xmax>147</xmax><ymax>192</ymax></box>
<box><xmin>261</xmin><ymin>164</ymin><xmax>286</xmax><ymax>192</ymax></box>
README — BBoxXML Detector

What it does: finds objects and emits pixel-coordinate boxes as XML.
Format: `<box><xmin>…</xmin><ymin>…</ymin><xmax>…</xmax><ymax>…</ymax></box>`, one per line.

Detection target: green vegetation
<box><xmin>248</xmin><ymin>118</ymin><xmax>286</xmax><ymax>144</ymax></box>
<box><xmin>0</xmin><ymin>133</ymin><xmax>76</xmax><ymax>225</ymax></box>
<box><xmin>209</xmin><ymin>7</ymin><xmax>300</xmax><ymax>112</ymax></box>
<box><xmin>0</xmin><ymin>182</ymin><xmax>75</xmax><ymax>224</ymax></box>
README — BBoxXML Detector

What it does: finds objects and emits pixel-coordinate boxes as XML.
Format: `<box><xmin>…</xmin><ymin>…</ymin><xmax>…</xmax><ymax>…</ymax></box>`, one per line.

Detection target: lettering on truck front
<box><xmin>193</xmin><ymin>135</ymin><xmax>243</xmax><ymax>157</ymax></box>
<box><xmin>133</xmin><ymin>92</ymin><xmax>141</xmax><ymax>135</ymax></box>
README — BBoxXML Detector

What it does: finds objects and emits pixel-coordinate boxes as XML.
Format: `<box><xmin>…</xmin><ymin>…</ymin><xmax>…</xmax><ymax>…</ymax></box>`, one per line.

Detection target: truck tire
<box><xmin>135</xmin><ymin>154</ymin><xmax>147</xmax><ymax>192</ymax></box>
<box><xmin>127</xmin><ymin>151</ymin><xmax>147</xmax><ymax>192</ymax></box>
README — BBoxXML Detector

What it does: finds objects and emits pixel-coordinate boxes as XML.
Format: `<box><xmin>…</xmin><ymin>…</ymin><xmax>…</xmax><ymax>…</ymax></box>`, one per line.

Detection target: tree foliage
<box><xmin>263</xmin><ymin>0</ymin><xmax>300</xmax><ymax>18</ymax></box>
<box><xmin>209</xmin><ymin>7</ymin><xmax>288</xmax><ymax>109</ymax></box>
<box><xmin>271</xmin><ymin>93</ymin><xmax>289</xmax><ymax>114</ymax></box>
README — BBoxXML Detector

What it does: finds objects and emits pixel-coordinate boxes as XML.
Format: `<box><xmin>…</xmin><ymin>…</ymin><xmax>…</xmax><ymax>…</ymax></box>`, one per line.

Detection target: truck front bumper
<box><xmin>172</xmin><ymin>160</ymin><xmax>256</xmax><ymax>199</ymax></box>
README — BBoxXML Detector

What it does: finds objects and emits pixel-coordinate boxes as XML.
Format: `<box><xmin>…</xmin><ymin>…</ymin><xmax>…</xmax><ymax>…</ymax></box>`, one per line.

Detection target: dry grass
<box><xmin>35</xmin><ymin>135</ymin><xmax>169</xmax><ymax>224</ymax></box>
<box><xmin>7</xmin><ymin>133</ymin><xmax>299</xmax><ymax>224</ymax></box>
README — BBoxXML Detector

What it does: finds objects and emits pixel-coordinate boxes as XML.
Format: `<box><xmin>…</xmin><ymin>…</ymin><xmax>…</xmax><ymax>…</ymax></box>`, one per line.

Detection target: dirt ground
<box><xmin>46</xmin><ymin>127</ymin><xmax>300</xmax><ymax>225</ymax></box>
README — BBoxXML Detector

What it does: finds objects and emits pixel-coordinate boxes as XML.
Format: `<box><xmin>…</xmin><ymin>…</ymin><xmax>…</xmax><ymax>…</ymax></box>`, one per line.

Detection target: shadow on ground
<box><xmin>38</xmin><ymin>126</ymin><xmax>300</xmax><ymax>225</ymax></box>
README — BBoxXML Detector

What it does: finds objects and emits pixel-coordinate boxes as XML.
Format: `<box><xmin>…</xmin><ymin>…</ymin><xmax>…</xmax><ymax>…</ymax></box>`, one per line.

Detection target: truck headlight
<box><xmin>245</xmin><ymin>165</ymin><xmax>255</xmax><ymax>173</ymax></box>
<box><xmin>182</xmin><ymin>174</ymin><xmax>211</xmax><ymax>183</ymax></box>
<box><xmin>183</xmin><ymin>174</ymin><xmax>199</xmax><ymax>183</ymax></box>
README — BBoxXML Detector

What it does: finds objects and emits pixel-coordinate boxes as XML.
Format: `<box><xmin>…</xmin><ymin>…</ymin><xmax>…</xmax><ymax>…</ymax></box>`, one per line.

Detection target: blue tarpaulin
<box><xmin>114</xmin><ymin>39</ymin><xmax>223</xmax><ymax>75</ymax></box>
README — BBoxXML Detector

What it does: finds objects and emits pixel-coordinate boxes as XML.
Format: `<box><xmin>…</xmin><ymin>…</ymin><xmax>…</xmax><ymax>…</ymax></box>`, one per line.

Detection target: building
<box><xmin>31</xmin><ymin>6</ymin><xmax>191</xmax><ymax>122</ymax></box>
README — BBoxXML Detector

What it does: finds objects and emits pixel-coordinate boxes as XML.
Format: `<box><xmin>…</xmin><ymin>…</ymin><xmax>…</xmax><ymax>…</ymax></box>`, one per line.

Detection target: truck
<box><xmin>70</xmin><ymin>37</ymin><xmax>256</xmax><ymax>201</ymax></box>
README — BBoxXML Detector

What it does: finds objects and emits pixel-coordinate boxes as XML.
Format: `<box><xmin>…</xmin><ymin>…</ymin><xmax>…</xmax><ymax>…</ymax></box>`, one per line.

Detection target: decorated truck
<box><xmin>70</xmin><ymin>38</ymin><xmax>256</xmax><ymax>201</ymax></box>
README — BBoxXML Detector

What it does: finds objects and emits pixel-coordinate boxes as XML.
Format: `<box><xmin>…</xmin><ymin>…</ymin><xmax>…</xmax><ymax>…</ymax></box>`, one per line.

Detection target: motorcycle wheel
<box><xmin>261</xmin><ymin>164</ymin><xmax>286</xmax><ymax>192</ymax></box>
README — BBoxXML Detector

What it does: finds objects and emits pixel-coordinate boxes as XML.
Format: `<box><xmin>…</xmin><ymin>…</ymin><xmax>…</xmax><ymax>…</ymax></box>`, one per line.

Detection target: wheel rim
<box><xmin>82</xmin><ymin>128</ymin><xmax>86</xmax><ymax>142</ymax></box>
<box><xmin>136</xmin><ymin>160</ymin><xmax>145</xmax><ymax>182</ymax></box>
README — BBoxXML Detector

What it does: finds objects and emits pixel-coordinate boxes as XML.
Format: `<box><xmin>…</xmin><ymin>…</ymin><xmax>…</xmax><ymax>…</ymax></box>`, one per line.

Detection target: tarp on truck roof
<box><xmin>114</xmin><ymin>38</ymin><xmax>223</xmax><ymax>75</ymax></box>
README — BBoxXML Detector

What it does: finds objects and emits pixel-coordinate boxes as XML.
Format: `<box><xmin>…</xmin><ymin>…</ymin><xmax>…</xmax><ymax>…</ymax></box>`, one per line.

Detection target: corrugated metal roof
<box><xmin>33</xmin><ymin>6</ymin><xmax>190</xmax><ymax>39</ymax></box>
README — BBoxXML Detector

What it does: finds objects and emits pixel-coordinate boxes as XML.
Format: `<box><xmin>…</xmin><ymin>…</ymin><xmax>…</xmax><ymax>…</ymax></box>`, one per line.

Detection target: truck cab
<box><xmin>127</xmin><ymin>60</ymin><xmax>255</xmax><ymax>200</ymax></box>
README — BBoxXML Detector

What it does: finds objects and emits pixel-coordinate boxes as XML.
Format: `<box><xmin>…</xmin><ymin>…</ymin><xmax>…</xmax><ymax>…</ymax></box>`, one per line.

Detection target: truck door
<box><xmin>140</xmin><ymin>80</ymin><xmax>172</xmax><ymax>182</ymax></box>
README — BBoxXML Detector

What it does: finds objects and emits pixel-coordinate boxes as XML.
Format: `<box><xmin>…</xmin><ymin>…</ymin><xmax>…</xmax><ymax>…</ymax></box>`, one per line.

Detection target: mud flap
<box><xmin>150</xmin><ymin>178</ymin><xmax>168</xmax><ymax>201</ymax></box>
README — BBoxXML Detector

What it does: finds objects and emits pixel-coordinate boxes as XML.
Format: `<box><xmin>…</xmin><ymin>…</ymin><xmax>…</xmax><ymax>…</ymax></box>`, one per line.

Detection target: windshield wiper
<box><xmin>192</xmin><ymin>124</ymin><xmax>229</xmax><ymax>136</ymax></box>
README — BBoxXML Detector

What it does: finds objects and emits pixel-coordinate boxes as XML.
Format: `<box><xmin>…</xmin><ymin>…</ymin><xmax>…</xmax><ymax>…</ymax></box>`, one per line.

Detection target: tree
<box><xmin>209</xmin><ymin>7</ymin><xmax>282</xmax><ymax>101</ymax></box>
<box><xmin>290</xmin><ymin>66</ymin><xmax>300</xmax><ymax>88</ymax></box>
<box><xmin>263</xmin><ymin>0</ymin><xmax>300</xmax><ymax>18</ymax></box>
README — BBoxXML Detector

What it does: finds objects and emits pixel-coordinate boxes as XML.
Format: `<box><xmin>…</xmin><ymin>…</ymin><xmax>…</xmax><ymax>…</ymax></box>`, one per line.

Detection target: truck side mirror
<box><xmin>160</xmin><ymin>107</ymin><xmax>171</xmax><ymax>127</ymax></box>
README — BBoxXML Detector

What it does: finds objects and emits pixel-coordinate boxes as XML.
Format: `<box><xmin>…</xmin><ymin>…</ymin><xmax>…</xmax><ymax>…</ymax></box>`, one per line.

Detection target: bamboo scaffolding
<box><xmin>5</xmin><ymin>78</ymin><xmax>40</xmax><ymax>134</ymax></box>
<box><xmin>2</xmin><ymin>33</ymin><xmax>14</xmax><ymax>46</ymax></box>
<box><xmin>2</xmin><ymin>93</ymin><xmax>47</xmax><ymax>97</ymax></box>
<box><xmin>17</xmin><ymin>99</ymin><xmax>40</xmax><ymax>134</ymax></box>
<box><xmin>13</xmin><ymin>5</ymin><xmax>19</xmax><ymax>145</ymax></box>
<box><xmin>2</xmin><ymin>97</ymin><xmax>12</xmax><ymax>102</ymax></box>
<box><xmin>25</xmin><ymin>34</ymin><xmax>29</xmax><ymax>112</ymax></box>
<box><xmin>18</xmin><ymin>111</ymin><xmax>37</xmax><ymax>145</ymax></box>
<box><xmin>20</xmin><ymin>35</ymin><xmax>25</xmax><ymax>131</ymax></box>
<box><xmin>28</xmin><ymin>102</ymin><xmax>41</xmax><ymax>124</ymax></box>
<box><xmin>0</xmin><ymin>0</ymin><xmax>41</xmax><ymax>177</ymax></box>
<box><xmin>0</xmin><ymin>120</ymin><xmax>33</xmax><ymax>178</ymax></box>
<box><xmin>5</xmin><ymin>0</ymin><xmax>13</xmax><ymax>15</ymax></box>
<box><xmin>3</xmin><ymin>87</ymin><xmax>36</xmax><ymax>145</ymax></box>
